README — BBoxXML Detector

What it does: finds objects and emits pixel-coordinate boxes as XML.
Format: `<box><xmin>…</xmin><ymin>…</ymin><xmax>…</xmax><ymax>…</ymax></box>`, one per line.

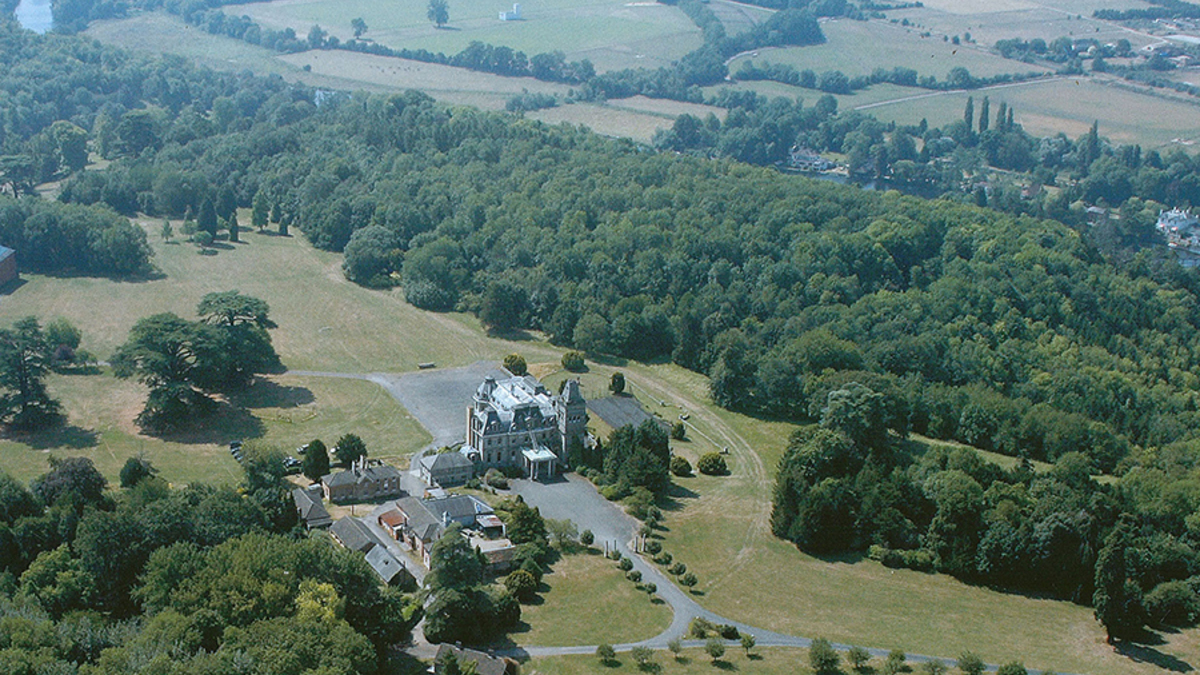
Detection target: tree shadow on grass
<box><xmin>1114</xmin><ymin>631</ymin><xmax>1193</xmax><ymax>673</ymax></box>
<box><xmin>710</xmin><ymin>659</ymin><xmax>738</xmax><ymax>671</ymax></box>
<box><xmin>5</xmin><ymin>424</ymin><xmax>99</xmax><ymax>450</ymax></box>
<box><xmin>231</xmin><ymin>379</ymin><xmax>316</xmax><ymax>409</ymax></box>
<box><xmin>658</xmin><ymin>482</ymin><xmax>699</xmax><ymax>513</ymax></box>
<box><xmin>153</xmin><ymin>400</ymin><xmax>266</xmax><ymax>445</ymax></box>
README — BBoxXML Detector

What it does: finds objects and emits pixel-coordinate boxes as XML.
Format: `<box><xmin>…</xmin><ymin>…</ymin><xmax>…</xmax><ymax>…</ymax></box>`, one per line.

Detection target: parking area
<box><xmin>367</xmin><ymin>361</ymin><xmax>508</xmax><ymax>450</ymax></box>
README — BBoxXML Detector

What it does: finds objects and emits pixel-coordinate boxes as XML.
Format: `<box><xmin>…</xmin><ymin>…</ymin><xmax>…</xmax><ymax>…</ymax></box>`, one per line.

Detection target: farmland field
<box><xmin>223</xmin><ymin>0</ymin><xmax>703</xmax><ymax>73</ymax></box>
<box><xmin>886</xmin><ymin>0</ymin><xmax>1159</xmax><ymax>47</ymax></box>
<box><xmin>728</xmin><ymin>19</ymin><xmax>1055</xmax><ymax>83</ymax></box>
<box><xmin>859</xmin><ymin>76</ymin><xmax>1200</xmax><ymax>149</ymax></box>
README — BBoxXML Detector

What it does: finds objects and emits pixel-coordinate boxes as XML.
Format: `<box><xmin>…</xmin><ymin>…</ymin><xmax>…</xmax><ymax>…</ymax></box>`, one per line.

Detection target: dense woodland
<box><xmin>1</xmin><ymin>12</ymin><xmax>1200</xmax><ymax>644</ymax></box>
<box><xmin>0</xmin><ymin>450</ymin><xmax>420</xmax><ymax>674</ymax></box>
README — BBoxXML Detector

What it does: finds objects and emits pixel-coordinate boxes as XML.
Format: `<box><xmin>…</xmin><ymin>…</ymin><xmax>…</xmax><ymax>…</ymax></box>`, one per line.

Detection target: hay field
<box><xmin>728</xmin><ymin>19</ymin><xmax>1053</xmax><ymax>83</ymax></box>
<box><xmin>223</xmin><ymin>0</ymin><xmax>703</xmax><ymax>73</ymax></box>
<box><xmin>885</xmin><ymin>0</ymin><xmax>1158</xmax><ymax>48</ymax></box>
<box><xmin>860</xmin><ymin>76</ymin><xmax>1200</xmax><ymax>149</ymax></box>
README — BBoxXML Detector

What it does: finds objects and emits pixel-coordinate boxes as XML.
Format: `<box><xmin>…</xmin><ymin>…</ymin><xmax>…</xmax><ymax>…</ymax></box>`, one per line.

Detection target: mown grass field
<box><xmin>223</xmin><ymin>0</ymin><xmax>703</xmax><ymax>73</ymax></box>
<box><xmin>888</xmin><ymin>0</ymin><xmax>1157</xmax><ymax>48</ymax></box>
<box><xmin>728</xmin><ymin>19</ymin><xmax>1053</xmax><ymax>83</ymax></box>
<box><xmin>508</xmin><ymin>549</ymin><xmax>672</xmax><ymax>646</ymax></box>
<box><xmin>861</xmin><ymin>76</ymin><xmax>1200</xmax><ymax>149</ymax></box>
<box><xmin>528</xmin><ymin>647</ymin><xmax>820</xmax><ymax>675</ymax></box>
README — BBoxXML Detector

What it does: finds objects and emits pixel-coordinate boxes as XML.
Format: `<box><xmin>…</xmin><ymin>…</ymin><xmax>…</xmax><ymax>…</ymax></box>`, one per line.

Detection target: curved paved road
<box><xmin>283</xmin><ymin>367</ymin><xmax>1066</xmax><ymax>674</ymax></box>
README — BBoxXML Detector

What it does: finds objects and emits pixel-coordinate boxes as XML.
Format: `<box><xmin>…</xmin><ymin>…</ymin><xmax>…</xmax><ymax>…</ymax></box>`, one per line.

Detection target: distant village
<box><xmin>1157</xmin><ymin>207</ymin><xmax>1200</xmax><ymax>267</ymax></box>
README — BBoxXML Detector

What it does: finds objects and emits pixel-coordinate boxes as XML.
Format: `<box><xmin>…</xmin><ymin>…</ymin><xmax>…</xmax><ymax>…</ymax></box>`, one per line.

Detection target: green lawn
<box><xmin>223</xmin><ymin>0</ymin><xmax>703</xmax><ymax>73</ymax></box>
<box><xmin>528</xmin><ymin>647</ymin><xmax>820</xmax><ymax>675</ymax></box>
<box><xmin>887</xmin><ymin>1</ymin><xmax>1159</xmax><ymax>50</ymax></box>
<box><xmin>509</xmin><ymin>550</ymin><xmax>672</xmax><ymax>646</ymax></box>
<box><xmin>728</xmin><ymin>19</ymin><xmax>1052</xmax><ymax>83</ymax></box>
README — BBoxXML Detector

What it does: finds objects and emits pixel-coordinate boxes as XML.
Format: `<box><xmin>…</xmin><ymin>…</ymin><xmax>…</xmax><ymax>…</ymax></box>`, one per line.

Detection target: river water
<box><xmin>14</xmin><ymin>0</ymin><xmax>53</xmax><ymax>33</ymax></box>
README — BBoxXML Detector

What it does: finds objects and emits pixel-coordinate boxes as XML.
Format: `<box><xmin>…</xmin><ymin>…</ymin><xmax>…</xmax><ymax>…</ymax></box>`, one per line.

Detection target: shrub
<box><xmin>668</xmin><ymin>637</ymin><xmax>682</xmax><ymax>659</ymax></box>
<box><xmin>484</xmin><ymin>468</ymin><xmax>508</xmax><ymax>489</ymax></box>
<box><xmin>618</xmin><ymin>557</ymin><xmax>634</xmax><ymax>571</ymax></box>
<box><xmin>627</xmin><ymin>570</ymin><xmax>642</xmax><ymax>582</ymax></box>
<box><xmin>705</xmin><ymin>637</ymin><xmax>725</xmax><ymax>661</ymax></box>
<box><xmin>504</xmin><ymin>569</ymin><xmax>538</xmax><ymax>602</ymax></box>
<box><xmin>561</xmin><ymin>351</ymin><xmax>585</xmax><ymax>372</ymax></box>
<box><xmin>957</xmin><ymin>652</ymin><xmax>985</xmax><ymax>675</ymax></box>
<box><xmin>809</xmin><ymin>638</ymin><xmax>840</xmax><ymax>675</ymax></box>
<box><xmin>669</xmin><ymin>562</ymin><xmax>687</xmax><ymax>576</ymax></box>
<box><xmin>580</xmin><ymin>529</ymin><xmax>594</xmax><ymax>546</ymax></box>
<box><xmin>884</xmin><ymin>650</ymin><xmax>907</xmax><ymax>675</ymax></box>
<box><xmin>630</xmin><ymin>646</ymin><xmax>654</xmax><ymax>670</ymax></box>
<box><xmin>596</xmin><ymin>644</ymin><xmax>616</xmax><ymax>665</ymax></box>
<box><xmin>697</xmin><ymin>452</ymin><xmax>728</xmax><ymax>475</ymax></box>
<box><xmin>644</xmin><ymin>540</ymin><xmax>662</xmax><ymax>555</ymax></box>
<box><xmin>670</xmin><ymin>455</ymin><xmax>692</xmax><ymax>477</ymax></box>
<box><xmin>679</xmin><ymin>572</ymin><xmax>698</xmax><ymax>588</ymax></box>
<box><xmin>996</xmin><ymin>663</ymin><xmax>1028</xmax><ymax>675</ymax></box>
<box><xmin>654</xmin><ymin>552</ymin><xmax>673</xmax><ymax>565</ymax></box>
<box><xmin>689</xmin><ymin>617</ymin><xmax>714</xmax><ymax>638</ymax></box>
<box><xmin>718</xmin><ymin>624</ymin><xmax>740</xmax><ymax>639</ymax></box>
<box><xmin>644</xmin><ymin>582</ymin><xmax>657</xmax><ymax>595</ymax></box>
<box><xmin>848</xmin><ymin>646</ymin><xmax>871</xmax><ymax>671</ymax></box>
<box><xmin>503</xmin><ymin>353</ymin><xmax>527</xmax><ymax>376</ymax></box>
<box><xmin>671</xmin><ymin>421</ymin><xmax>686</xmax><ymax>440</ymax></box>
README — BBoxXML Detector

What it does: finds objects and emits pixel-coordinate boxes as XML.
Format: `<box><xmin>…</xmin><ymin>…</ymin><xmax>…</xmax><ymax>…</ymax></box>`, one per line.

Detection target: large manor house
<box><xmin>462</xmin><ymin>374</ymin><xmax>588</xmax><ymax>479</ymax></box>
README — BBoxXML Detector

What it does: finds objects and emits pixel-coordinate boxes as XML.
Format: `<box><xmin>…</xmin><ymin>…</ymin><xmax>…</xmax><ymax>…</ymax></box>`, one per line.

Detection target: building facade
<box><xmin>463</xmin><ymin>374</ymin><xmax>587</xmax><ymax>476</ymax></box>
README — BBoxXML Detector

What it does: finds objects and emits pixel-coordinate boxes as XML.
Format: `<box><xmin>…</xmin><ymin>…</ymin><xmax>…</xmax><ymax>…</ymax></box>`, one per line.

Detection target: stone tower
<box><xmin>556</xmin><ymin>379</ymin><xmax>587</xmax><ymax>465</ymax></box>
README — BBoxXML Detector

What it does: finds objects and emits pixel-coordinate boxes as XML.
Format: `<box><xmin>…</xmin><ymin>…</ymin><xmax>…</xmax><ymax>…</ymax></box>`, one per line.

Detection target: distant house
<box><xmin>291</xmin><ymin>485</ymin><xmax>332</xmax><ymax>529</ymax></box>
<box><xmin>419</xmin><ymin>451</ymin><xmax>475</xmax><ymax>487</ymax></box>
<box><xmin>433</xmin><ymin>644</ymin><xmax>517</xmax><ymax>675</ymax></box>
<box><xmin>322</xmin><ymin>458</ymin><xmax>403</xmax><ymax>503</ymax></box>
<box><xmin>787</xmin><ymin>146</ymin><xmax>836</xmax><ymax>172</ymax></box>
<box><xmin>0</xmin><ymin>247</ymin><xmax>17</xmax><ymax>286</ymax></box>
<box><xmin>498</xmin><ymin>3</ymin><xmax>520</xmax><ymax>20</ymax></box>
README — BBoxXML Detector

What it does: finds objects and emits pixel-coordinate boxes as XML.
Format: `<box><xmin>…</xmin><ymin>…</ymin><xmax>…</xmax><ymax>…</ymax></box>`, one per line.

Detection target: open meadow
<box><xmin>507</xmin><ymin>549</ymin><xmax>672</xmax><ymax>646</ymax></box>
<box><xmin>728</xmin><ymin>18</ymin><xmax>1055</xmax><ymax>83</ymax></box>
<box><xmin>859</xmin><ymin>76</ymin><xmax>1200</xmax><ymax>149</ymax></box>
<box><xmin>884</xmin><ymin>0</ymin><xmax>1159</xmax><ymax>48</ymax></box>
<box><xmin>223</xmin><ymin>0</ymin><xmax>703</xmax><ymax>73</ymax></box>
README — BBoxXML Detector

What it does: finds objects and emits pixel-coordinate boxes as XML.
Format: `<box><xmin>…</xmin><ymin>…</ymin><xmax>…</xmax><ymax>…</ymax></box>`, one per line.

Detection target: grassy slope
<box><xmin>222</xmin><ymin>0</ymin><xmax>702</xmax><ymax>73</ymax></box>
<box><xmin>509</xmin><ymin>550</ymin><xmax>672</xmax><ymax>646</ymax></box>
<box><xmin>861</xmin><ymin>76</ymin><xmax>1200</xmax><ymax>149</ymax></box>
<box><xmin>728</xmin><ymin>19</ymin><xmax>1053</xmax><ymax>82</ymax></box>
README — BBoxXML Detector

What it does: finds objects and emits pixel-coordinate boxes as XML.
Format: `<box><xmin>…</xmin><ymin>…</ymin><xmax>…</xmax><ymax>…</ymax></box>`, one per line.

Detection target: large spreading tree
<box><xmin>113</xmin><ymin>292</ymin><xmax>279</xmax><ymax>431</ymax></box>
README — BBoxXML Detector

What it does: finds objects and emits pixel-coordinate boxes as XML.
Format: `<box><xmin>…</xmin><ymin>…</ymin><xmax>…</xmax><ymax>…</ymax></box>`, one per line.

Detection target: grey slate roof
<box><xmin>396</xmin><ymin>496</ymin><xmax>444</xmax><ymax>543</ymax></box>
<box><xmin>291</xmin><ymin>486</ymin><xmax>332</xmax><ymax>528</ymax></box>
<box><xmin>586</xmin><ymin>395</ymin><xmax>659</xmax><ymax>431</ymax></box>
<box><xmin>364</xmin><ymin>546</ymin><xmax>408</xmax><ymax>585</ymax></box>
<box><xmin>322</xmin><ymin>463</ymin><xmax>403</xmax><ymax>489</ymax></box>
<box><xmin>0</xmin><ymin>246</ymin><xmax>14</xmax><ymax>262</ymax></box>
<box><xmin>423</xmin><ymin>494</ymin><xmax>493</xmax><ymax>524</ymax></box>
<box><xmin>330</xmin><ymin>517</ymin><xmax>382</xmax><ymax>553</ymax></box>
<box><xmin>420</xmin><ymin>451</ymin><xmax>474</xmax><ymax>473</ymax></box>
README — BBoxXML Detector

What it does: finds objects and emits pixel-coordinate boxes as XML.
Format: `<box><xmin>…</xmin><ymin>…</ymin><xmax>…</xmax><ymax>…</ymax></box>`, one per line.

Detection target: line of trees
<box><xmin>772</xmin><ymin>381</ymin><xmax>1200</xmax><ymax>641</ymax></box>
